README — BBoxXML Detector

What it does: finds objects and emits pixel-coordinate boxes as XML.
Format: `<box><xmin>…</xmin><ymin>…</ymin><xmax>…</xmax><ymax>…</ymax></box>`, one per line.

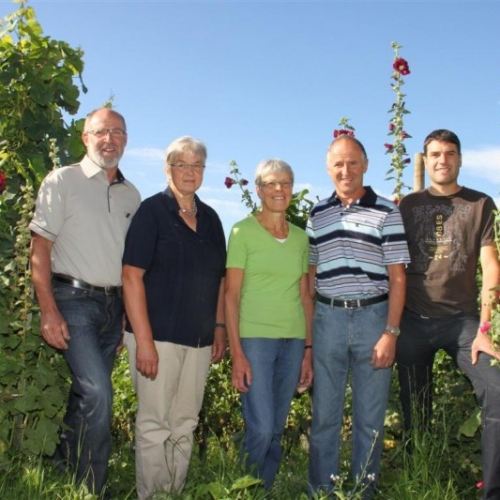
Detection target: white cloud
<box><xmin>462</xmin><ymin>147</ymin><xmax>500</xmax><ymax>183</ymax></box>
<box><xmin>126</xmin><ymin>147</ymin><xmax>164</xmax><ymax>164</ymax></box>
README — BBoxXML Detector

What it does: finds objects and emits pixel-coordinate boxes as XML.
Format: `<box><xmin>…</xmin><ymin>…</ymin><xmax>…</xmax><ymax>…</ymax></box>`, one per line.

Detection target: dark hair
<box><xmin>328</xmin><ymin>135</ymin><xmax>368</xmax><ymax>162</ymax></box>
<box><xmin>423</xmin><ymin>129</ymin><xmax>461</xmax><ymax>156</ymax></box>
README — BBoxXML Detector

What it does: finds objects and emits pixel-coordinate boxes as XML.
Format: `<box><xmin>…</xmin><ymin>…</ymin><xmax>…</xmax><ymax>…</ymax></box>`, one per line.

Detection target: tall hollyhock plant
<box><xmin>385</xmin><ymin>41</ymin><xmax>412</xmax><ymax>203</ymax></box>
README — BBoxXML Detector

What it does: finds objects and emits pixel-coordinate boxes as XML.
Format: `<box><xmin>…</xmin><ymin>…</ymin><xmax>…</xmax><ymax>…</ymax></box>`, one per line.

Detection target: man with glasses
<box><xmin>30</xmin><ymin>108</ymin><xmax>141</xmax><ymax>497</ymax></box>
<box><xmin>307</xmin><ymin>134</ymin><xmax>409</xmax><ymax>498</ymax></box>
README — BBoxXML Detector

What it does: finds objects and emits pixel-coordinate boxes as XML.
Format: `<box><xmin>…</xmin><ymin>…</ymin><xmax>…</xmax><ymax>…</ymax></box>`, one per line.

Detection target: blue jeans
<box><xmin>240</xmin><ymin>338</ymin><xmax>304</xmax><ymax>489</ymax></box>
<box><xmin>396</xmin><ymin>308</ymin><xmax>500</xmax><ymax>500</ymax></box>
<box><xmin>309</xmin><ymin>300</ymin><xmax>392</xmax><ymax>496</ymax></box>
<box><xmin>53</xmin><ymin>282</ymin><xmax>123</xmax><ymax>496</ymax></box>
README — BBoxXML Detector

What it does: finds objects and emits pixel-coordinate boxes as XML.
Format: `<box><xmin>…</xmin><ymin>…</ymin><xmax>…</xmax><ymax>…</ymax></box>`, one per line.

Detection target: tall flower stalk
<box><xmin>385</xmin><ymin>41</ymin><xmax>412</xmax><ymax>202</ymax></box>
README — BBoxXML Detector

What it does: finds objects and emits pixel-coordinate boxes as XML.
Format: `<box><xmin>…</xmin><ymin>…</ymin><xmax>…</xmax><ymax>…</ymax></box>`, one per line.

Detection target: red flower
<box><xmin>224</xmin><ymin>177</ymin><xmax>235</xmax><ymax>189</ymax></box>
<box><xmin>384</xmin><ymin>143</ymin><xmax>394</xmax><ymax>151</ymax></box>
<box><xmin>476</xmin><ymin>481</ymin><xmax>484</xmax><ymax>489</ymax></box>
<box><xmin>241</xmin><ymin>179</ymin><xmax>249</xmax><ymax>186</ymax></box>
<box><xmin>393</xmin><ymin>58</ymin><xmax>411</xmax><ymax>76</ymax></box>
<box><xmin>404</xmin><ymin>158</ymin><xmax>411</xmax><ymax>164</ymax></box>
<box><xmin>0</xmin><ymin>171</ymin><xmax>6</xmax><ymax>193</ymax></box>
<box><xmin>389</xmin><ymin>123</ymin><xmax>395</xmax><ymax>132</ymax></box>
<box><xmin>480</xmin><ymin>322</ymin><xmax>491</xmax><ymax>334</ymax></box>
<box><xmin>333</xmin><ymin>129</ymin><xmax>354</xmax><ymax>139</ymax></box>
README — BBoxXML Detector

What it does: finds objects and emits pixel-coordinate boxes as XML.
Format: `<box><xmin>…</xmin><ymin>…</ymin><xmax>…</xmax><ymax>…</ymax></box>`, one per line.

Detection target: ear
<box><xmin>363</xmin><ymin>159</ymin><xmax>369</xmax><ymax>173</ymax></box>
<box><xmin>255</xmin><ymin>185</ymin><xmax>263</xmax><ymax>200</ymax></box>
<box><xmin>82</xmin><ymin>131</ymin><xmax>89</xmax><ymax>147</ymax></box>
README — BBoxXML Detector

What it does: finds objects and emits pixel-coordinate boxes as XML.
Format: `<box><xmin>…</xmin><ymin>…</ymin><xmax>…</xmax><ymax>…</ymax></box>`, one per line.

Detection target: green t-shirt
<box><xmin>226</xmin><ymin>216</ymin><xmax>309</xmax><ymax>339</ymax></box>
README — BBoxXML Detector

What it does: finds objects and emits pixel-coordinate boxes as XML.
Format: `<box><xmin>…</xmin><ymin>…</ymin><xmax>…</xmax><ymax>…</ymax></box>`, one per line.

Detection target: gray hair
<box><xmin>165</xmin><ymin>136</ymin><xmax>207</xmax><ymax>165</ymax></box>
<box><xmin>255</xmin><ymin>159</ymin><xmax>294</xmax><ymax>186</ymax></box>
<box><xmin>85</xmin><ymin>108</ymin><xmax>127</xmax><ymax>132</ymax></box>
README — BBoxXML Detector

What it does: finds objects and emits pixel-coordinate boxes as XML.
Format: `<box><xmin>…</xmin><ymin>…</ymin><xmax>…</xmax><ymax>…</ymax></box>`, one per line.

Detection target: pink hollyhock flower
<box><xmin>480</xmin><ymin>322</ymin><xmax>491</xmax><ymax>334</ymax></box>
<box><xmin>389</xmin><ymin>123</ymin><xmax>395</xmax><ymax>132</ymax></box>
<box><xmin>0</xmin><ymin>171</ymin><xmax>6</xmax><ymax>193</ymax></box>
<box><xmin>404</xmin><ymin>158</ymin><xmax>411</xmax><ymax>164</ymax></box>
<box><xmin>224</xmin><ymin>177</ymin><xmax>235</xmax><ymax>189</ymax></box>
<box><xmin>333</xmin><ymin>129</ymin><xmax>354</xmax><ymax>139</ymax></box>
<box><xmin>393</xmin><ymin>58</ymin><xmax>411</xmax><ymax>76</ymax></box>
<box><xmin>241</xmin><ymin>179</ymin><xmax>249</xmax><ymax>186</ymax></box>
<box><xmin>476</xmin><ymin>481</ymin><xmax>484</xmax><ymax>489</ymax></box>
<box><xmin>384</xmin><ymin>143</ymin><xmax>394</xmax><ymax>151</ymax></box>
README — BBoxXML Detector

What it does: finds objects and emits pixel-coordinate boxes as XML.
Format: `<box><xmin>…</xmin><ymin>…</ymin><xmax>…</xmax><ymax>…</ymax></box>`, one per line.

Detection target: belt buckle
<box><xmin>344</xmin><ymin>299</ymin><xmax>353</xmax><ymax>308</ymax></box>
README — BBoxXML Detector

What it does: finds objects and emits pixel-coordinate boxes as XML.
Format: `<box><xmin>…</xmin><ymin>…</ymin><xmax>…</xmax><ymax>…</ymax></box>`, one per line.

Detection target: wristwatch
<box><xmin>385</xmin><ymin>325</ymin><xmax>401</xmax><ymax>337</ymax></box>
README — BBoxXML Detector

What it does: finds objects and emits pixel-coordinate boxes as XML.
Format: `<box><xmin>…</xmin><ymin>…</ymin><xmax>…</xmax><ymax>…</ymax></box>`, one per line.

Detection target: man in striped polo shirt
<box><xmin>307</xmin><ymin>135</ymin><xmax>410</xmax><ymax>498</ymax></box>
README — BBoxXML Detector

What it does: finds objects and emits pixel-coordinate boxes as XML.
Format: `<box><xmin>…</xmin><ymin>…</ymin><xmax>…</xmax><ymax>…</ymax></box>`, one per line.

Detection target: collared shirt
<box><xmin>122</xmin><ymin>187</ymin><xmax>226</xmax><ymax>347</ymax></box>
<box><xmin>307</xmin><ymin>186</ymin><xmax>410</xmax><ymax>297</ymax></box>
<box><xmin>29</xmin><ymin>155</ymin><xmax>141</xmax><ymax>286</ymax></box>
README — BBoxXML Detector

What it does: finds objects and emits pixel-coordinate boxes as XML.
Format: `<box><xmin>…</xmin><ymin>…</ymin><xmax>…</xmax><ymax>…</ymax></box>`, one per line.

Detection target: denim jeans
<box><xmin>240</xmin><ymin>337</ymin><xmax>304</xmax><ymax>489</ymax></box>
<box><xmin>53</xmin><ymin>281</ymin><xmax>123</xmax><ymax>497</ymax></box>
<box><xmin>396</xmin><ymin>308</ymin><xmax>500</xmax><ymax>500</ymax></box>
<box><xmin>309</xmin><ymin>300</ymin><xmax>392</xmax><ymax>497</ymax></box>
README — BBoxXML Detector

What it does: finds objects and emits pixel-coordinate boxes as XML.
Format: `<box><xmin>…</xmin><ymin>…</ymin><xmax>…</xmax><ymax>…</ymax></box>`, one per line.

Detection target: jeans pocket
<box><xmin>53</xmin><ymin>282</ymin><xmax>88</xmax><ymax>302</ymax></box>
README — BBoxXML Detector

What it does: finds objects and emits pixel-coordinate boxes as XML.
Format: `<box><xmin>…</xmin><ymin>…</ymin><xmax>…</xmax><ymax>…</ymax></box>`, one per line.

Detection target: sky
<box><xmin>1</xmin><ymin>0</ymin><xmax>500</xmax><ymax>236</ymax></box>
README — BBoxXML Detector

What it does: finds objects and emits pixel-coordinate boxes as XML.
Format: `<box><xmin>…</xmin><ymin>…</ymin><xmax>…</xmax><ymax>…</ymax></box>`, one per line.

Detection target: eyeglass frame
<box><xmin>259</xmin><ymin>181</ymin><xmax>294</xmax><ymax>190</ymax></box>
<box><xmin>168</xmin><ymin>163</ymin><xmax>206</xmax><ymax>172</ymax></box>
<box><xmin>86</xmin><ymin>128</ymin><xmax>127</xmax><ymax>138</ymax></box>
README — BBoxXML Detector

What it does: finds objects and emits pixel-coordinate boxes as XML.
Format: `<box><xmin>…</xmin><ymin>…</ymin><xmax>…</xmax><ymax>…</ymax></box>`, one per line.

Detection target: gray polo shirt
<box><xmin>29</xmin><ymin>155</ymin><xmax>141</xmax><ymax>286</ymax></box>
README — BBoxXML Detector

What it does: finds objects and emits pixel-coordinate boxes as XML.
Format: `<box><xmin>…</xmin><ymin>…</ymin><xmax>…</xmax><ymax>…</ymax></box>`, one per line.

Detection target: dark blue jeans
<box><xmin>240</xmin><ymin>338</ymin><xmax>304</xmax><ymax>489</ymax></box>
<box><xmin>396</xmin><ymin>308</ymin><xmax>500</xmax><ymax>500</ymax></box>
<box><xmin>53</xmin><ymin>282</ymin><xmax>123</xmax><ymax>496</ymax></box>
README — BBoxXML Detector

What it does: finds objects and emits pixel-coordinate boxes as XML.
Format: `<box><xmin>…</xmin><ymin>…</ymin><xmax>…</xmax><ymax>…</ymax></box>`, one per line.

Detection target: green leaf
<box><xmin>458</xmin><ymin>407</ymin><xmax>481</xmax><ymax>438</ymax></box>
<box><xmin>229</xmin><ymin>475</ymin><xmax>263</xmax><ymax>491</ymax></box>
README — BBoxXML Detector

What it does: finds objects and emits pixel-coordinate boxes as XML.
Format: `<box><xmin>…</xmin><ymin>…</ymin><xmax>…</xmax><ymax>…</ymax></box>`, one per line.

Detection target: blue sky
<box><xmin>1</xmin><ymin>0</ymin><xmax>500</xmax><ymax>235</ymax></box>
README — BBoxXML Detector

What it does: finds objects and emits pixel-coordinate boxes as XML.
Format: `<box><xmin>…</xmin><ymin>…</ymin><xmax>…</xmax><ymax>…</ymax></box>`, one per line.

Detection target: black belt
<box><xmin>316</xmin><ymin>293</ymin><xmax>388</xmax><ymax>308</ymax></box>
<box><xmin>52</xmin><ymin>273</ymin><xmax>122</xmax><ymax>296</ymax></box>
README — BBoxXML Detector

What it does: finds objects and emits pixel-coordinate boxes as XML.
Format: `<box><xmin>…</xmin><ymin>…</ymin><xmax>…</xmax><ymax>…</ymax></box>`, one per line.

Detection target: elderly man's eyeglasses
<box><xmin>261</xmin><ymin>181</ymin><xmax>293</xmax><ymax>190</ymax></box>
<box><xmin>87</xmin><ymin>128</ymin><xmax>127</xmax><ymax>138</ymax></box>
<box><xmin>169</xmin><ymin>163</ymin><xmax>205</xmax><ymax>172</ymax></box>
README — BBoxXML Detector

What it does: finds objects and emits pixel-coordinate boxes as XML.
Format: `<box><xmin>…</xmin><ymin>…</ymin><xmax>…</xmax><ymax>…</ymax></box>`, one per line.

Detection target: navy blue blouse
<box><xmin>123</xmin><ymin>187</ymin><xmax>226</xmax><ymax>347</ymax></box>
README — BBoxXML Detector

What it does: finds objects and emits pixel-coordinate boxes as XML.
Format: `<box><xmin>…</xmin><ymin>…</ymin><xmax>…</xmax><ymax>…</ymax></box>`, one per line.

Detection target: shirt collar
<box><xmin>328</xmin><ymin>186</ymin><xmax>377</xmax><ymax>208</ymax></box>
<box><xmin>163</xmin><ymin>185</ymin><xmax>203</xmax><ymax>214</ymax></box>
<box><xmin>79</xmin><ymin>155</ymin><xmax>126</xmax><ymax>183</ymax></box>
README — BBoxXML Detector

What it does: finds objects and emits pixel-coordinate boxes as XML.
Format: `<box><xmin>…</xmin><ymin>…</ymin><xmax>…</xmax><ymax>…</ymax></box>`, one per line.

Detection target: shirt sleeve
<box><xmin>480</xmin><ymin>196</ymin><xmax>497</xmax><ymax>247</ymax></box>
<box><xmin>122</xmin><ymin>201</ymin><xmax>159</xmax><ymax>271</ymax></box>
<box><xmin>226</xmin><ymin>222</ymin><xmax>248</xmax><ymax>270</ymax></box>
<box><xmin>29</xmin><ymin>170</ymin><xmax>66</xmax><ymax>242</ymax></box>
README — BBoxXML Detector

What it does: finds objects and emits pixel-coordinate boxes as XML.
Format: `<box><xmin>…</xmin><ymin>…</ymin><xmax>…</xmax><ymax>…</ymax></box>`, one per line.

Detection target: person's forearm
<box><xmin>30</xmin><ymin>234</ymin><xmax>57</xmax><ymax>313</ymax></box>
<box><xmin>122</xmin><ymin>267</ymin><xmax>153</xmax><ymax>344</ymax></box>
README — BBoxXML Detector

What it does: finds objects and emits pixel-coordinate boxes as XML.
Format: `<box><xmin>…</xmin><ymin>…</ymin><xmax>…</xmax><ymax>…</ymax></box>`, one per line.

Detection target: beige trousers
<box><xmin>125</xmin><ymin>332</ymin><xmax>212</xmax><ymax>500</ymax></box>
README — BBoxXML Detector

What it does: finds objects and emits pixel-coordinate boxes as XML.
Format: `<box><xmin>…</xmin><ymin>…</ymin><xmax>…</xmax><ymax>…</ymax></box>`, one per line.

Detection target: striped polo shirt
<box><xmin>306</xmin><ymin>186</ymin><xmax>410</xmax><ymax>298</ymax></box>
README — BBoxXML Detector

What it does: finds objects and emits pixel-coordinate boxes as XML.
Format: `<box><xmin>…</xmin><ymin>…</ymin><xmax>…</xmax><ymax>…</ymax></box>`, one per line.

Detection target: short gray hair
<box><xmin>165</xmin><ymin>136</ymin><xmax>207</xmax><ymax>165</ymax></box>
<box><xmin>255</xmin><ymin>159</ymin><xmax>294</xmax><ymax>186</ymax></box>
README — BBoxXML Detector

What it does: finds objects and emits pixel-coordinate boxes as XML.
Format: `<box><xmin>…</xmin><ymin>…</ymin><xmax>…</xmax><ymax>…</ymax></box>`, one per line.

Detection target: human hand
<box><xmin>371</xmin><ymin>332</ymin><xmax>396</xmax><ymax>369</ymax></box>
<box><xmin>136</xmin><ymin>340</ymin><xmax>159</xmax><ymax>380</ymax></box>
<box><xmin>40</xmin><ymin>310</ymin><xmax>71</xmax><ymax>350</ymax></box>
<box><xmin>231</xmin><ymin>353</ymin><xmax>252</xmax><ymax>393</ymax></box>
<box><xmin>472</xmin><ymin>331</ymin><xmax>499</xmax><ymax>364</ymax></box>
<box><xmin>297</xmin><ymin>349</ymin><xmax>314</xmax><ymax>392</ymax></box>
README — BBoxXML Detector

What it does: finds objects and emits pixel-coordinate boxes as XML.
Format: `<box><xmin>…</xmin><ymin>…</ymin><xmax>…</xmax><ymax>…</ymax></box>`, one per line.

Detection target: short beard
<box><xmin>88</xmin><ymin>151</ymin><xmax>122</xmax><ymax>170</ymax></box>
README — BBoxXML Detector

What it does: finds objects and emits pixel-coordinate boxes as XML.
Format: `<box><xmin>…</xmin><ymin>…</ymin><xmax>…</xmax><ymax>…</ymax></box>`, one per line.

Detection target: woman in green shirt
<box><xmin>225</xmin><ymin>159</ymin><xmax>314</xmax><ymax>490</ymax></box>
